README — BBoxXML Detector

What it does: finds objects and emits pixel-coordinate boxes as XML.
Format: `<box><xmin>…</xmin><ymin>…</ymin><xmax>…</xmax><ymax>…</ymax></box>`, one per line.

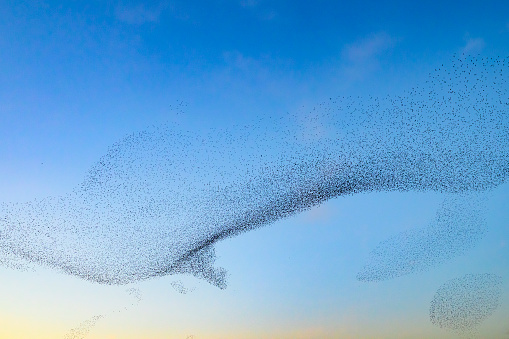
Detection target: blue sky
<box><xmin>2</xmin><ymin>0</ymin><xmax>508</xmax><ymax>203</ymax></box>
<box><xmin>1</xmin><ymin>1</ymin><xmax>509</xmax><ymax>338</ymax></box>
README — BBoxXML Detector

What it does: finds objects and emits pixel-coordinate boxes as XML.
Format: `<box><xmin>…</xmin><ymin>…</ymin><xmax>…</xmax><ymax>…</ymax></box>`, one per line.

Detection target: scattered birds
<box><xmin>171</xmin><ymin>280</ymin><xmax>195</xmax><ymax>294</ymax></box>
<box><xmin>64</xmin><ymin>287</ymin><xmax>143</xmax><ymax>339</ymax></box>
<box><xmin>357</xmin><ymin>193</ymin><xmax>488</xmax><ymax>282</ymax></box>
<box><xmin>64</xmin><ymin>315</ymin><xmax>103</xmax><ymax>339</ymax></box>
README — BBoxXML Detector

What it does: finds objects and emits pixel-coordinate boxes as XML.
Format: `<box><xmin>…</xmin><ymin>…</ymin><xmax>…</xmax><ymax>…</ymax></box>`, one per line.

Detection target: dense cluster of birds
<box><xmin>0</xmin><ymin>55</ymin><xmax>507</xmax><ymax>336</ymax></box>
<box><xmin>430</xmin><ymin>274</ymin><xmax>503</xmax><ymax>335</ymax></box>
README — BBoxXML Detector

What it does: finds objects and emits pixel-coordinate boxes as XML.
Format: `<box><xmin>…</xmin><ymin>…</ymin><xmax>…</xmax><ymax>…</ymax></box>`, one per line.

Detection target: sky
<box><xmin>0</xmin><ymin>1</ymin><xmax>509</xmax><ymax>338</ymax></box>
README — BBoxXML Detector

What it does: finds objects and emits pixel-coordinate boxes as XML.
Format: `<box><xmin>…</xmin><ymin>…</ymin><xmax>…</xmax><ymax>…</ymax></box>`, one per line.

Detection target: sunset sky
<box><xmin>1</xmin><ymin>1</ymin><xmax>509</xmax><ymax>338</ymax></box>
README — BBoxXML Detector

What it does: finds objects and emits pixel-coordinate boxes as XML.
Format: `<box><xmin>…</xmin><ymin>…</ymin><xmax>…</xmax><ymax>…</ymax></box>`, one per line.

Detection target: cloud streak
<box><xmin>339</xmin><ymin>32</ymin><xmax>399</xmax><ymax>81</ymax></box>
<box><xmin>342</xmin><ymin>32</ymin><xmax>398</xmax><ymax>62</ymax></box>
<box><xmin>461</xmin><ymin>37</ymin><xmax>485</xmax><ymax>55</ymax></box>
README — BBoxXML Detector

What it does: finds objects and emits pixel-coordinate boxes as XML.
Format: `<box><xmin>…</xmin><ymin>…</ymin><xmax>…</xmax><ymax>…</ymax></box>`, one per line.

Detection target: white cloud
<box><xmin>223</xmin><ymin>51</ymin><xmax>261</xmax><ymax>73</ymax></box>
<box><xmin>115</xmin><ymin>4</ymin><xmax>163</xmax><ymax>25</ymax></box>
<box><xmin>342</xmin><ymin>32</ymin><xmax>397</xmax><ymax>62</ymax></box>
<box><xmin>216</xmin><ymin>50</ymin><xmax>301</xmax><ymax>105</ymax></box>
<box><xmin>339</xmin><ymin>32</ymin><xmax>399</xmax><ymax>82</ymax></box>
<box><xmin>461</xmin><ymin>37</ymin><xmax>485</xmax><ymax>55</ymax></box>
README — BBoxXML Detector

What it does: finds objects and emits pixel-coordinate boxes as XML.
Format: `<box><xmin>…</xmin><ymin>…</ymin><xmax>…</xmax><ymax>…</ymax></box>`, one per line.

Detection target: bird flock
<box><xmin>357</xmin><ymin>193</ymin><xmax>488</xmax><ymax>282</ymax></box>
<box><xmin>430</xmin><ymin>274</ymin><xmax>503</xmax><ymax>335</ymax></box>
<box><xmin>0</xmin><ymin>55</ymin><xmax>508</xmax><ymax>336</ymax></box>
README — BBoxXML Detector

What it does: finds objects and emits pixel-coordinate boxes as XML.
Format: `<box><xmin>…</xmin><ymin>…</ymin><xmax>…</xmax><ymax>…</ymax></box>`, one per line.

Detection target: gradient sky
<box><xmin>1</xmin><ymin>1</ymin><xmax>509</xmax><ymax>338</ymax></box>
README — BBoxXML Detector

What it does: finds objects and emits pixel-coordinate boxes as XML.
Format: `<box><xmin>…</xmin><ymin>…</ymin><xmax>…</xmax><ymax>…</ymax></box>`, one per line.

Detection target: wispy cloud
<box><xmin>342</xmin><ymin>32</ymin><xmax>397</xmax><ymax>62</ymax></box>
<box><xmin>340</xmin><ymin>32</ymin><xmax>399</xmax><ymax>81</ymax></box>
<box><xmin>223</xmin><ymin>51</ymin><xmax>263</xmax><ymax>73</ymax></box>
<box><xmin>115</xmin><ymin>3</ymin><xmax>164</xmax><ymax>25</ymax></box>
<box><xmin>461</xmin><ymin>37</ymin><xmax>485</xmax><ymax>55</ymax></box>
<box><xmin>214</xmin><ymin>50</ymin><xmax>301</xmax><ymax>105</ymax></box>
